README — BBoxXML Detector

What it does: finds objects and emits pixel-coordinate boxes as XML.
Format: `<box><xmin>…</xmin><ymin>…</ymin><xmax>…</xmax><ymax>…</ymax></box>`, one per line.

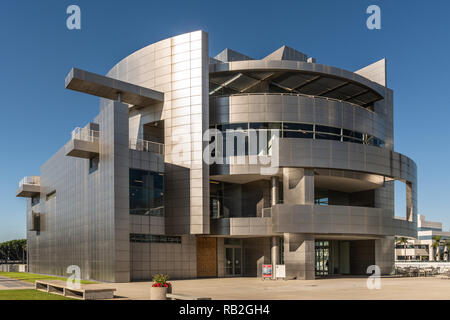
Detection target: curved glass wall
<box><xmin>210</xmin><ymin>122</ymin><xmax>385</xmax><ymax>157</ymax></box>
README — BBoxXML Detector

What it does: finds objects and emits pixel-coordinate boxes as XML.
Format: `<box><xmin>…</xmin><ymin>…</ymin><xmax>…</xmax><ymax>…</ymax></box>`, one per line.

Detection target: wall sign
<box><xmin>262</xmin><ymin>264</ymin><xmax>273</xmax><ymax>278</ymax></box>
<box><xmin>275</xmin><ymin>264</ymin><xmax>286</xmax><ymax>278</ymax></box>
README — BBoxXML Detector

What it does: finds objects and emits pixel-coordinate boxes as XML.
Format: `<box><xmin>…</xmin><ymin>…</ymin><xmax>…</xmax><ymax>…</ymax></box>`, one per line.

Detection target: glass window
<box><xmin>315</xmin><ymin>197</ymin><xmax>329</xmax><ymax>205</ymax></box>
<box><xmin>249</xmin><ymin>122</ymin><xmax>281</xmax><ymax>130</ymax></box>
<box><xmin>343</xmin><ymin>129</ymin><xmax>363</xmax><ymax>140</ymax></box>
<box><xmin>315</xmin><ymin>125</ymin><xmax>341</xmax><ymax>135</ymax></box>
<box><xmin>129</xmin><ymin>169</ymin><xmax>164</xmax><ymax>216</ymax></box>
<box><xmin>31</xmin><ymin>195</ymin><xmax>40</xmax><ymax>206</ymax></box>
<box><xmin>224</xmin><ymin>238</ymin><xmax>242</xmax><ymax>246</ymax></box>
<box><xmin>283</xmin><ymin>131</ymin><xmax>313</xmax><ymax>139</ymax></box>
<box><xmin>343</xmin><ymin>137</ymin><xmax>363</xmax><ymax>144</ymax></box>
<box><xmin>283</xmin><ymin>123</ymin><xmax>313</xmax><ymax>131</ymax></box>
<box><xmin>89</xmin><ymin>156</ymin><xmax>99</xmax><ymax>174</ymax></box>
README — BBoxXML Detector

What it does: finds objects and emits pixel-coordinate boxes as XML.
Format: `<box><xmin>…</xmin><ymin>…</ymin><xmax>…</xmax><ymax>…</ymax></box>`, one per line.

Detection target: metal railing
<box><xmin>71</xmin><ymin>127</ymin><xmax>100</xmax><ymax>142</ymax></box>
<box><xmin>129</xmin><ymin>138</ymin><xmax>164</xmax><ymax>155</ymax></box>
<box><xmin>262</xmin><ymin>208</ymin><xmax>272</xmax><ymax>218</ymax></box>
<box><xmin>19</xmin><ymin>176</ymin><xmax>40</xmax><ymax>188</ymax></box>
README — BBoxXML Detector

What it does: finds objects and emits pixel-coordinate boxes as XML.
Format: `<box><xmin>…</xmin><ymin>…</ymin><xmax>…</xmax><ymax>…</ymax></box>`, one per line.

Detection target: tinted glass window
<box><xmin>315</xmin><ymin>125</ymin><xmax>341</xmax><ymax>135</ymax></box>
<box><xmin>249</xmin><ymin>122</ymin><xmax>281</xmax><ymax>130</ymax></box>
<box><xmin>283</xmin><ymin>123</ymin><xmax>313</xmax><ymax>131</ymax></box>
<box><xmin>283</xmin><ymin>131</ymin><xmax>314</xmax><ymax>139</ymax></box>
<box><xmin>130</xmin><ymin>169</ymin><xmax>164</xmax><ymax>216</ymax></box>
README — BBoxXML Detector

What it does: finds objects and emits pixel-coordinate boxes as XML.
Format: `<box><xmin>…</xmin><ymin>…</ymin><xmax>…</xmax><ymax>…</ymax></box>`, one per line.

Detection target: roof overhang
<box><xmin>65</xmin><ymin>68</ymin><xmax>164</xmax><ymax>107</ymax></box>
<box><xmin>16</xmin><ymin>184</ymin><xmax>40</xmax><ymax>198</ymax></box>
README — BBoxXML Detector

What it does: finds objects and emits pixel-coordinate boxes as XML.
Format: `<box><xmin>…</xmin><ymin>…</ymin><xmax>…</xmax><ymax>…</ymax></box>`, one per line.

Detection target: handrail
<box><xmin>19</xmin><ymin>176</ymin><xmax>40</xmax><ymax>188</ymax></box>
<box><xmin>129</xmin><ymin>138</ymin><xmax>164</xmax><ymax>155</ymax></box>
<box><xmin>71</xmin><ymin>127</ymin><xmax>100</xmax><ymax>142</ymax></box>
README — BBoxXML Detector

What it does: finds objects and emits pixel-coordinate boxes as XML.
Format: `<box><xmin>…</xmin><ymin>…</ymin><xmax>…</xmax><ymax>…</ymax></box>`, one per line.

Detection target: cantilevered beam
<box><xmin>65</xmin><ymin>68</ymin><xmax>164</xmax><ymax>107</ymax></box>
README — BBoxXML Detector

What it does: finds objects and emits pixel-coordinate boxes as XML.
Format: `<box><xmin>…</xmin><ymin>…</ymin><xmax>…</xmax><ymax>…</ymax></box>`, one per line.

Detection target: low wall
<box><xmin>395</xmin><ymin>262</ymin><xmax>450</xmax><ymax>270</ymax></box>
<box><xmin>0</xmin><ymin>264</ymin><xmax>27</xmax><ymax>272</ymax></box>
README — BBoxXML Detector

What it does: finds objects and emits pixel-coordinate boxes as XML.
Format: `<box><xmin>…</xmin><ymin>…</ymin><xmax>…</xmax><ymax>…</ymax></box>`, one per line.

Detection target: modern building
<box><xmin>395</xmin><ymin>215</ymin><xmax>450</xmax><ymax>261</ymax></box>
<box><xmin>16</xmin><ymin>31</ymin><xmax>418</xmax><ymax>282</ymax></box>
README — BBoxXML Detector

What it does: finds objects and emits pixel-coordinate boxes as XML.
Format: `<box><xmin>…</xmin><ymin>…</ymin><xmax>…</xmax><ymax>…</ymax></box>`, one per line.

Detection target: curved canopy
<box><xmin>210</xmin><ymin>70</ymin><xmax>383</xmax><ymax>108</ymax></box>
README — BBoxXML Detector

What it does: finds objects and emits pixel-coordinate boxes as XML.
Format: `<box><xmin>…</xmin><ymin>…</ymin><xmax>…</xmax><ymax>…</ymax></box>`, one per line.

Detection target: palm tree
<box><xmin>432</xmin><ymin>236</ymin><xmax>443</xmax><ymax>261</ymax></box>
<box><xmin>443</xmin><ymin>239</ymin><xmax>450</xmax><ymax>262</ymax></box>
<box><xmin>396</xmin><ymin>237</ymin><xmax>409</xmax><ymax>261</ymax></box>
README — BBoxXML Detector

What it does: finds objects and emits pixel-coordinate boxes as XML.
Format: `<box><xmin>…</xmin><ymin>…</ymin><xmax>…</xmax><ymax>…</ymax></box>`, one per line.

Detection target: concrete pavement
<box><xmin>98</xmin><ymin>276</ymin><xmax>450</xmax><ymax>300</ymax></box>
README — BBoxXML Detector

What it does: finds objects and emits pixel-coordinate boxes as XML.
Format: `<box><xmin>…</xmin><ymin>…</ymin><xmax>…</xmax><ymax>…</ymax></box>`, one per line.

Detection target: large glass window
<box><xmin>210</xmin><ymin>122</ymin><xmax>385</xmax><ymax>158</ymax></box>
<box><xmin>129</xmin><ymin>169</ymin><xmax>164</xmax><ymax>216</ymax></box>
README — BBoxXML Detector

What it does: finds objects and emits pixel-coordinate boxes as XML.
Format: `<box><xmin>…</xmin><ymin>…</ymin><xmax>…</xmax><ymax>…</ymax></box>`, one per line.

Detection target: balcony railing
<box><xmin>129</xmin><ymin>138</ymin><xmax>164</xmax><ymax>155</ymax></box>
<box><xmin>262</xmin><ymin>207</ymin><xmax>272</xmax><ymax>218</ymax></box>
<box><xmin>19</xmin><ymin>176</ymin><xmax>40</xmax><ymax>188</ymax></box>
<box><xmin>71</xmin><ymin>127</ymin><xmax>100</xmax><ymax>142</ymax></box>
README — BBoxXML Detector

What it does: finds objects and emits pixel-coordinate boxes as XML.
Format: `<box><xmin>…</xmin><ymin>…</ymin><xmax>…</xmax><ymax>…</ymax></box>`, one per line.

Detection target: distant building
<box><xmin>395</xmin><ymin>215</ymin><xmax>450</xmax><ymax>261</ymax></box>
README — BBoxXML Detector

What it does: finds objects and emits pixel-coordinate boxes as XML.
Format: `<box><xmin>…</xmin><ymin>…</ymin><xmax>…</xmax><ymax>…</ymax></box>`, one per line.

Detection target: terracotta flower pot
<box><xmin>150</xmin><ymin>286</ymin><xmax>167</xmax><ymax>300</ymax></box>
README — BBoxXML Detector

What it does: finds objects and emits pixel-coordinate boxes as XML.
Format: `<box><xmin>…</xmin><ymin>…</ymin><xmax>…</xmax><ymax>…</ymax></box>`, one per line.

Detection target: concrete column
<box><xmin>271</xmin><ymin>236</ymin><xmax>279</xmax><ymax>270</ymax></box>
<box><xmin>98</xmin><ymin>100</ymin><xmax>130</xmax><ymax>282</ymax></box>
<box><xmin>282</xmin><ymin>168</ymin><xmax>314</xmax><ymax>205</ymax></box>
<box><xmin>271</xmin><ymin>176</ymin><xmax>279</xmax><ymax>206</ymax></box>
<box><xmin>429</xmin><ymin>243</ymin><xmax>434</xmax><ymax>261</ymax></box>
<box><xmin>375</xmin><ymin>236</ymin><xmax>394</xmax><ymax>275</ymax></box>
<box><xmin>283</xmin><ymin>233</ymin><xmax>315</xmax><ymax>280</ymax></box>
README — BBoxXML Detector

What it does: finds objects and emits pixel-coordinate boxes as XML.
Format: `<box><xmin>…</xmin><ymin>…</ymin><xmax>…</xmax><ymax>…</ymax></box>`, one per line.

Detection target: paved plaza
<box><xmin>100</xmin><ymin>276</ymin><xmax>450</xmax><ymax>300</ymax></box>
<box><xmin>0</xmin><ymin>275</ymin><xmax>449</xmax><ymax>300</ymax></box>
<box><xmin>0</xmin><ymin>276</ymin><xmax>34</xmax><ymax>290</ymax></box>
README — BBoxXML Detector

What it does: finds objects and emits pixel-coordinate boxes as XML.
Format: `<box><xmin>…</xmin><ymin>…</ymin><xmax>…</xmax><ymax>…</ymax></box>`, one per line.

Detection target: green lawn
<box><xmin>0</xmin><ymin>289</ymin><xmax>75</xmax><ymax>300</ymax></box>
<box><xmin>0</xmin><ymin>272</ymin><xmax>97</xmax><ymax>284</ymax></box>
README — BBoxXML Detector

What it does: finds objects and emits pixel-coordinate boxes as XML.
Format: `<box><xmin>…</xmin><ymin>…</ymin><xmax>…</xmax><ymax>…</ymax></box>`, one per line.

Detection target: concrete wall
<box><xmin>130</xmin><ymin>235</ymin><xmax>196</xmax><ymax>280</ymax></box>
<box><xmin>242</xmin><ymin>237</ymin><xmax>271</xmax><ymax>277</ymax></box>
<box><xmin>108</xmin><ymin>30</ymin><xmax>210</xmax><ymax>235</ymax></box>
<box><xmin>28</xmin><ymin>100</ymin><xmax>130</xmax><ymax>282</ymax></box>
<box><xmin>283</xmin><ymin>233</ymin><xmax>315</xmax><ymax>280</ymax></box>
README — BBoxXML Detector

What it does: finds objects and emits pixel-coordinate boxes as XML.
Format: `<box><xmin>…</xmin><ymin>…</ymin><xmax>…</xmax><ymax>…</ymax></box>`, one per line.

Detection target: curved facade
<box><xmin>18</xmin><ymin>31</ymin><xmax>417</xmax><ymax>282</ymax></box>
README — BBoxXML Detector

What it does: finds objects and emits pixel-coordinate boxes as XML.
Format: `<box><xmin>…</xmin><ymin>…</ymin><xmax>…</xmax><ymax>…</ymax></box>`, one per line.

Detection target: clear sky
<box><xmin>1</xmin><ymin>0</ymin><xmax>449</xmax><ymax>242</ymax></box>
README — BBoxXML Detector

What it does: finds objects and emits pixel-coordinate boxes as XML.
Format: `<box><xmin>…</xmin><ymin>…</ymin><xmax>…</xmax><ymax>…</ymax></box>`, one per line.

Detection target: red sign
<box><xmin>262</xmin><ymin>264</ymin><xmax>273</xmax><ymax>278</ymax></box>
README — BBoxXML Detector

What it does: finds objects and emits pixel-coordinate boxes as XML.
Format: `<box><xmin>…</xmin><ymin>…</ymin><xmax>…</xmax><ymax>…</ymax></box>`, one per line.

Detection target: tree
<box><xmin>396</xmin><ymin>237</ymin><xmax>409</xmax><ymax>261</ymax></box>
<box><xmin>432</xmin><ymin>236</ymin><xmax>443</xmax><ymax>261</ymax></box>
<box><xmin>0</xmin><ymin>239</ymin><xmax>27</xmax><ymax>263</ymax></box>
<box><xmin>443</xmin><ymin>239</ymin><xmax>450</xmax><ymax>262</ymax></box>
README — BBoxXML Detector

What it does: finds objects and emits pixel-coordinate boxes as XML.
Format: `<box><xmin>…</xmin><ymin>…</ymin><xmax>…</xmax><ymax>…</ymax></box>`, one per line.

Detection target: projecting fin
<box><xmin>263</xmin><ymin>45</ymin><xmax>308</xmax><ymax>62</ymax></box>
<box><xmin>214</xmin><ymin>48</ymin><xmax>254</xmax><ymax>62</ymax></box>
<box><xmin>355</xmin><ymin>58</ymin><xmax>387</xmax><ymax>87</ymax></box>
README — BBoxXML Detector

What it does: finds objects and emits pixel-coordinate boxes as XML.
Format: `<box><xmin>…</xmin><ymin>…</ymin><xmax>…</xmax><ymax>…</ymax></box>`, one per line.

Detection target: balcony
<box><xmin>16</xmin><ymin>176</ymin><xmax>40</xmax><ymax>198</ymax></box>
<box><xmin>129</xmin><ymin>138</ymin><xmax>164</xmax><ymax>155</ymax></box>
<box><xmin>65</xmin><ymin>127</ymin><xmax>100</xmax><ymax>159</ymax></box>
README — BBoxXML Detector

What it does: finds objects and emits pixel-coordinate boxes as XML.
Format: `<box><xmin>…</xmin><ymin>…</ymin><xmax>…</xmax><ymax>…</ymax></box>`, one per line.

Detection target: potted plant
<box><xmin>150</xmin><ymin>274</ymin><xmax>172</xmax><ymax>300</ymax></box>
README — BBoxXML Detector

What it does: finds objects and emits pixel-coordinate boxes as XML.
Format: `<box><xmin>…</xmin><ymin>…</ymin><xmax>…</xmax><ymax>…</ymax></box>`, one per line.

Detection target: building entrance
<box><xmin>224</xmin><ymin>239</ymin><xmax>242</xmax><ymax>276</ymax></box>
<box><xmin>315</xmin><ymin>240</ymin><xmax>351</xmax><ymax>276</ymax></box>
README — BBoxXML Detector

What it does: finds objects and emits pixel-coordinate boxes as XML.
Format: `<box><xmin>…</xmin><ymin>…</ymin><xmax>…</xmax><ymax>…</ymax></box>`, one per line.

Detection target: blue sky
<box><xmin>1</xmin><ymin>0</ymin><xmax>449</xmax><ymax>241</ymax></box>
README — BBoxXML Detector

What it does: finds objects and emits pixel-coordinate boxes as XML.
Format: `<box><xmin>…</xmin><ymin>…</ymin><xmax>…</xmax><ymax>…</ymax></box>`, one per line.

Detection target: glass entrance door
<box><xmin>225</xmin><ymin>247</ymin><xmax>242</xmax><ymax>276</ymax></box>
<box><xmin>315</xmin><ymin>241</ymin><xmax>330</xmax><ymax>276</ymax></box>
